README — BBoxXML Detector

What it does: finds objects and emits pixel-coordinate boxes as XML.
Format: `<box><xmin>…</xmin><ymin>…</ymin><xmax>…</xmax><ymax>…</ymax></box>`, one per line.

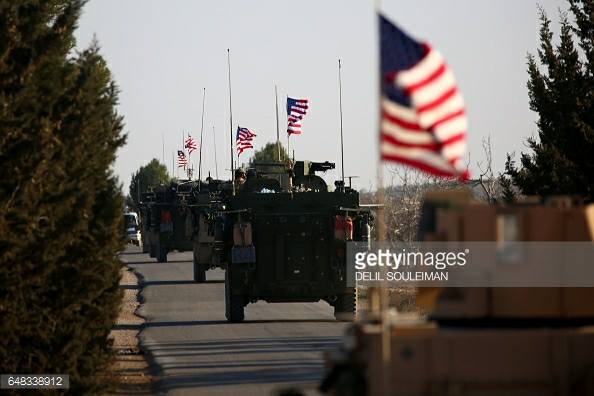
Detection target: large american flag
<box><xmin>177</xmin><ymin>150</ymin><xmax>188</xmax><ymax>168</ymax></box>
<box><xmin>287</xmin><ymin>97</ymin><xmax>309</xmax><ymax>135</ymax></box>
<box><xmin>380</xmin><ymin>14</ymin><xmax>469</xmax><ymax>180</ymax></box>
<box><xmin>236</xmin><ymin>126</ymin><xmax>257</xmax><ymax>156</ymax></box>
<box><xmin>184</xmin><ymin>134</ymin><xmax>198</xmax><ymax>155</ymax></box>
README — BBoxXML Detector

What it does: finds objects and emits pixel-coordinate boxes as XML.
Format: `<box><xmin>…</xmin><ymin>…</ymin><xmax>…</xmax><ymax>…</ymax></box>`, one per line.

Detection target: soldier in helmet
<box><xmin>235</xmin><ymin>167</ymin><xmax>247</xmax><ymax>190</ymax></box>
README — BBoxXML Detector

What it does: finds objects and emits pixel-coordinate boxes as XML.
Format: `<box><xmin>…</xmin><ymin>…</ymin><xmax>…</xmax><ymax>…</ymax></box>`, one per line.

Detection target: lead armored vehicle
<box><xmin>139</xmin><ymin>180</ymin><xmax>196</xmax><ymax>262</ymax></box>
<box><xmin>223</xmin><ymin>160</ymin><xmax>373</xmax><ymax>322</ymax></box>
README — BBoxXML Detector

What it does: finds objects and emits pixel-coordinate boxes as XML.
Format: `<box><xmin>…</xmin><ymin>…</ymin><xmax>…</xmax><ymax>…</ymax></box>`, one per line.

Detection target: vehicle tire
<box><xmin>225</xmin><ymin>269</ymin><xmax>244</xmax><ymax>323</ymax></box>
<box><xmin>193</xmin><ymin>255</ymin><xmax>206</xmax><ymax>283</ymax></box>
<box><xmin>157</xmin><ymin>245</ymin><xmax>168</xmax><ymax>263</ymax></box>
<box><xmin>334</xmin><ymin>291</ymin><xmax>356</xmax><ymax>321</ymax></box>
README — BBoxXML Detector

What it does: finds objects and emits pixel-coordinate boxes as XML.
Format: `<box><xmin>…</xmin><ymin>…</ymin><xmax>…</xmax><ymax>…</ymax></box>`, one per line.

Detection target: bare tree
<box><xmin>476</xmin><ymin>135</ymin><xmax>500</xmax><ymax>203</ymax></box>
<box><xmin>383</xmin><ymin>165</ymin><xmax>459</xmax><ymax>242</ymax></box>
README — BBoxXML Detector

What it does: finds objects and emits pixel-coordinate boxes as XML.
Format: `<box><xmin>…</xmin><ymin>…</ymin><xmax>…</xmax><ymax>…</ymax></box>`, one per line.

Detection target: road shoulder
<box><xmin>108</xmin><ymin>262</ymin><xmax>153</xmax><ymax>394</ymax></box>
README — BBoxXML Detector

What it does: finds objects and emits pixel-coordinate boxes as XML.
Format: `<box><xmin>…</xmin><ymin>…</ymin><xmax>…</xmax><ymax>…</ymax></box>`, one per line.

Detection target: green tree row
<box><xmin>127</xmin><ymin>159</ymin><xmax>169</xmax><ymax>211</ymax></box>
<box><xmin>0</xmin><ymin>1</ymin><xmax>126</xmax><ymax>394</ymax></box>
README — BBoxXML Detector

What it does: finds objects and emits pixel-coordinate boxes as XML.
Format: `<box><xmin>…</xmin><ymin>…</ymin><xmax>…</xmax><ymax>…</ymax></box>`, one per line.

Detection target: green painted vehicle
<box><xmin>223</xmin><ymin>161</ymin><xmax>373</xmax><ymax>322</ymax></box>
<box><xmin>139</xmin><ymin>181</ymin><xmax>196</xmax><ymax>262</ymax></box>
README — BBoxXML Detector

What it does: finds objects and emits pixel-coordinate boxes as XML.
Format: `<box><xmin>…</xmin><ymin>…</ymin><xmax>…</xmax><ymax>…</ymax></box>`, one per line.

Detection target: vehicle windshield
<box><xmin>124</xmin><ymin>214</ymin><xmax>138</xmax><ymax>230</ymax></box>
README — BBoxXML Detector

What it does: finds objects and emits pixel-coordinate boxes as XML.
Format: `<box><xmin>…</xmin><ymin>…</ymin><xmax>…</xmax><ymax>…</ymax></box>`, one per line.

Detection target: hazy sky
<box><xmin>75</xmin><ymin>0</ymin><xmax>567</xmax><ymax>191</ymax></box>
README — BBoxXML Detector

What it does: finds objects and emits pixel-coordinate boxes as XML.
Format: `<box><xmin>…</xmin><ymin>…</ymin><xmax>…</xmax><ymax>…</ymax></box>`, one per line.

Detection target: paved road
<box><xmin>120</xmin><ymin>246</ymin><xmax>348</xmax><ymax>396</ymax></box>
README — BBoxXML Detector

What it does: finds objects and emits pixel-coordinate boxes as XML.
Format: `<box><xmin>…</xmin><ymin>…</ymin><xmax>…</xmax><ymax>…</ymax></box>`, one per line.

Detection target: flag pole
<box><xmin>275</xmin><ymin>85</ymin><xmax>281</xmax><ymax>162</ymax></box>
<box><xmin>198</xmin><ymin>87</ymin><xmax>206</xmax><ymax>182</ymax></box>
<box><xmin>286</xmin><ymin>96</ymin><xmax>290</xmax><ymax>160</ymax></box>
<box><xmin>182</xmin><ymin>131</ymin><xmax>185</xmax><ymax>178</ymax></box>
<box><xmin>213</xmin><ymin>125</ymin><xmax>219</xmax><ymax>179</ymax></box>
<box><xmin>338</xmin><ymin>58</ymin><xmax>345</xmax><ymax>184</ymax></box>
<box><xmin>171</xmin><ymin>150</ymin><xmax>174</xmax><ymax>179</ymax></box>
<box><xmin>374</xmin><ymin>3</ymin><xmax>391</xmax><ymax>393</ymax></box>
<box><xmin>227</xmin><ymin>49</ymin><xmax>235</xmax><ymax>195</ymax></box>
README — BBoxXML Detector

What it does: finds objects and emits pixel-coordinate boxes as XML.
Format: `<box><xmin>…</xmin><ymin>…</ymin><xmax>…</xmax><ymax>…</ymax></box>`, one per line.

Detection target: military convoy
<box><xmin>137</xmin><ymin>160</ymin><xmax>373</xmax><ymax>322</ymax></box>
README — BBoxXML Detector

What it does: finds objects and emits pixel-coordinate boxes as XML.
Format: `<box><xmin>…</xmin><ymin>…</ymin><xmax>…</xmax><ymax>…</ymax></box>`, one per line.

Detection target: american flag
<box><xmin>380</xmin><ymin>14</ymin><xmax>469</xmax><ymax>180</ymax></box>
<box><xmin>184</xmin><ymin>135</ymin><xmax>198</xmax><ymax>155</ymax></box>
<box><xmin>287</xmin><ymin>97</ymin><xmax>309</xmax><ymax>135</ymax></box>
<box><xmin>177</xmin><ymin>150</ymin><xmax>188</xmax><ymax>168</ymax></box>
<box><xmin>236</xmin><ymin>126</ymin><xmax>257</xmax><ymax>156</ymax></box>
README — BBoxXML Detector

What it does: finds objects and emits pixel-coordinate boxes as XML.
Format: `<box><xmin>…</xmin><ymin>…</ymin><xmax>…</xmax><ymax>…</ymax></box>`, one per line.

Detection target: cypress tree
<box><xmin>504</xmin><ymin>0</ymin><xmax>594</xmax><ymax>201</ymax></box>
<box><xmin>0</xmin><ymin>1</ymin><xmax>126</xmax><ymax>393</ymax></box>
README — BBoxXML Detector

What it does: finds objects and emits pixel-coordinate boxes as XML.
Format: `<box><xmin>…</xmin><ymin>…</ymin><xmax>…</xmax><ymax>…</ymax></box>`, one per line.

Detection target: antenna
<box><xmin>227</xmin><ymin>49</ymin><xmax>235</xmax><ymax>195</ymax></box>
<box><xmin>198</xmin><ymin>87</ymin><xmax>206</xmax><ymax>182</ymax></box>
<box><xmin>213</xmin><ymin>125</ymin><xmax>219</xmax><ymax>179</ymax></box>
<box><xmin>338</xmin><ymin>59</ymin><xmax>345</xmax><ymax>183</ymax></box>
<box><xmin>275</xmin><ymin>85</ymin><xmax>281</xmax><ymax>161</ymax></box>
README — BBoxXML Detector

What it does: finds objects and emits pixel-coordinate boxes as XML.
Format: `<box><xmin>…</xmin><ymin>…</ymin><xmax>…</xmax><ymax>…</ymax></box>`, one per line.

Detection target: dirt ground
<box><xmin>107</xmin><ymin>266</ymin><xmax>152</xmax><ymax>395</ymax></box>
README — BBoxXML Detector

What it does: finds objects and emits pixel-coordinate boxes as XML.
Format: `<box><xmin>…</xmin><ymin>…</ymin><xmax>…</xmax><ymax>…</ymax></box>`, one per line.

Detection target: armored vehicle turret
<box><xmin>223</xmin><ymin>160</ymin><xmax>373</xmax><ymax>322</ymax></box>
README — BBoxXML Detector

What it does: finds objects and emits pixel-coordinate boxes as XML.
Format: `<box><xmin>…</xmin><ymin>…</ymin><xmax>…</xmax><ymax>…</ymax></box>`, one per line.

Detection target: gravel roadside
<box><xmin>107</xmin><ymin>265</ymin><xmax>152</xmax><ymax>395</ymax></box>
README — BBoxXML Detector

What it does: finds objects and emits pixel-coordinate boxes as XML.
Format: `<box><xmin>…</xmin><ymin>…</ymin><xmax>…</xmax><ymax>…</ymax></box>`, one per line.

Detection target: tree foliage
<box><xmin>250</xmin><ymin>142</ymin><xmax>289</xmax><ymax>165</ymax></box>
<box><xmin>128</xmin><ymin>158</ymin><xmax>169</xmax><ymax>211</ymax></box>
<box><xmin>0</xmin><ymin>1</ymin><xmax>126</xmax><ymax>393</ymax></box>
<box><xmin>504</xmin><ymin>0</ymin><xmax>594</xmax><ymax>201</ymax></box>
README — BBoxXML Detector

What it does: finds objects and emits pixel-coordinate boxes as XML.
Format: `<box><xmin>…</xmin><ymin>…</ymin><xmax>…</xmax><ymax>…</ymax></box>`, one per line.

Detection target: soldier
<box><xmin>235</xmin><ymin>168</ymin><xmax>246</xmax><ymax>190</ymax></box>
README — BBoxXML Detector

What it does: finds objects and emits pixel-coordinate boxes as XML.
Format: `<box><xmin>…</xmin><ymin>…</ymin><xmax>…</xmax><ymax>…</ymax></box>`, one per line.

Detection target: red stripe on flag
<box><xmin>417</xmin><ymin>86</ymin><xmax>457</xmax><ymax>113</ymax></box>
<box><xmin>381</xmin><ymin>153</ymin><xmax>457</xmax><ymax>178</ymax></box>
<box><xmin>382</xmin><ymin>110</ymin><xmax>423</xmax><ymax>131</ymax></box>
<box><xmin>381</xmin><ymin>131</ymin><xmax>465</xmax><ymax>152</ymax></box>
<box><xmin>404</xmin><ymin>63</ymin><xmax>447</xmax><ymax>95</ymax></box>
<box><xmin>428</xmin><ymin>109</ymin><xmax>466</xmax><ymax>130</ymax></box>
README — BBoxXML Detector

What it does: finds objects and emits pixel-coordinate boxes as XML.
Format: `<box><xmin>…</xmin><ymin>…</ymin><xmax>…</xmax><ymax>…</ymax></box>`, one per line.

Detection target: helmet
<box><xmin>235</xmin><ymin>168</ymin><xmax>246</xmax><ymax>179</ymax></box>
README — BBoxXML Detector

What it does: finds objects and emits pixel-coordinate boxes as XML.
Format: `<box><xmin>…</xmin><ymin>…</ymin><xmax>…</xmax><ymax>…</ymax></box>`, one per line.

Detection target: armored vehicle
<box><xmin>139</xmin><ymin>180</ymin><xmax>196</xmax><ymax>262</ymax></box>
<box><xmin>223</xmin><ymin>160</ymin><xmax>373</xmax><ymax>322</ymax></box>
<box><xmin>188</xmin><ymin>178</ymin><xmax>233</xmax><ymax>282</ymax></box>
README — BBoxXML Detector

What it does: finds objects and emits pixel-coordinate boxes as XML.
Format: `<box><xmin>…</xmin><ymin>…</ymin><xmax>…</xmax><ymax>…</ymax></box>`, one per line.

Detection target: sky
<box><xmin>74</xmin><ymin>0</ymin><xmax>567</xmax><ymax>192</ymax></box>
